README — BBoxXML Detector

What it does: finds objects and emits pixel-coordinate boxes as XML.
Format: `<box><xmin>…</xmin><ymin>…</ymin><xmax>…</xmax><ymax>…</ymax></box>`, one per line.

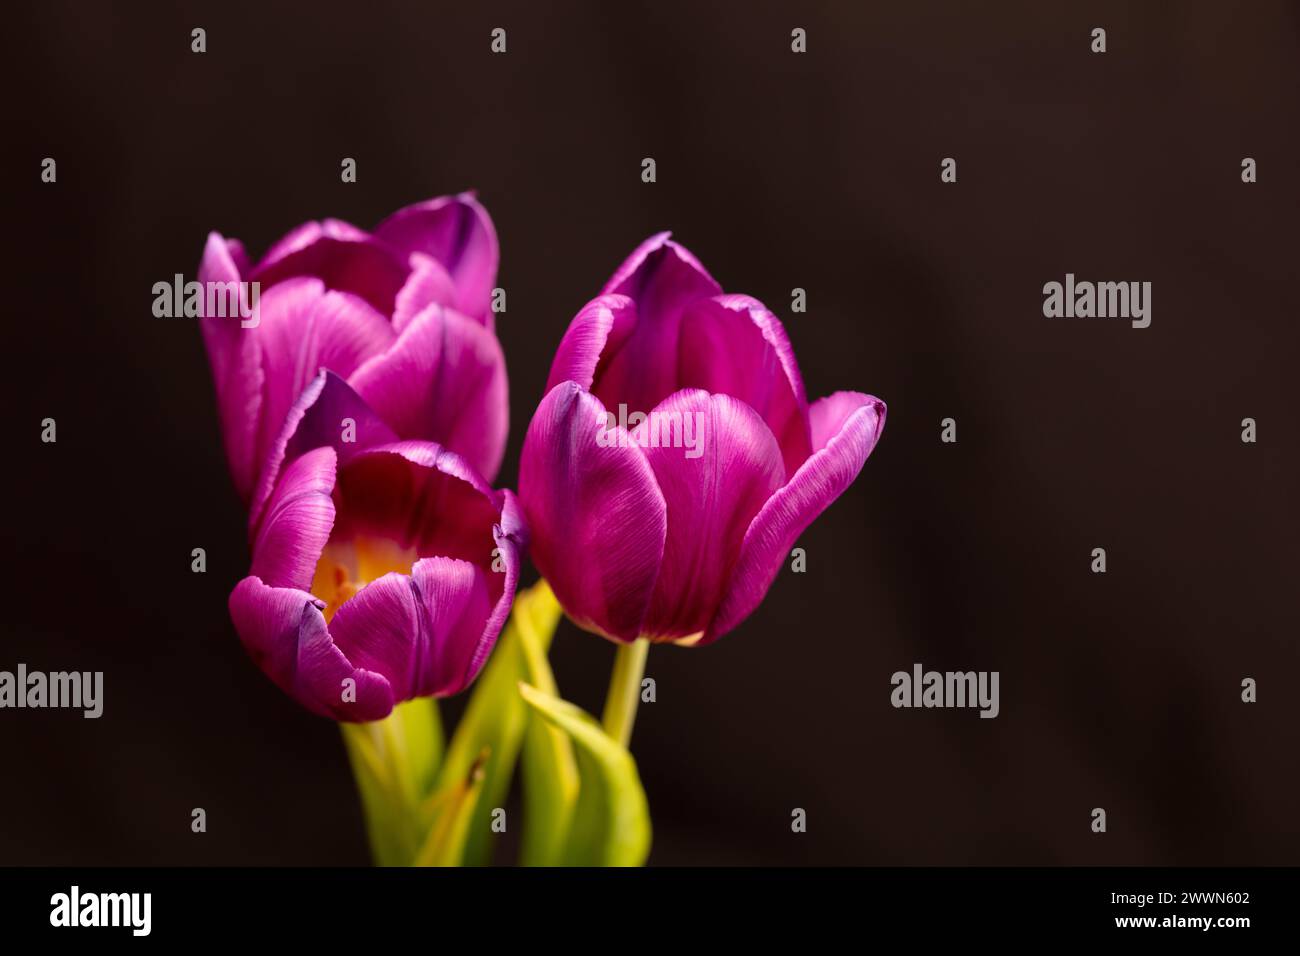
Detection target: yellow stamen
<box><xmin>311</xmin><ymin>536</ymin><xmax>420</xmax><ymax>623</ymax></box>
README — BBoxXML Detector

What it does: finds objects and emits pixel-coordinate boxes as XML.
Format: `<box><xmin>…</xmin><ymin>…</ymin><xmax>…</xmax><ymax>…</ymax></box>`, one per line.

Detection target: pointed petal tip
<box><xmin>703</xmin><ymin>388</ymin><xmax>887</xmax><ymax>645</ymax></box>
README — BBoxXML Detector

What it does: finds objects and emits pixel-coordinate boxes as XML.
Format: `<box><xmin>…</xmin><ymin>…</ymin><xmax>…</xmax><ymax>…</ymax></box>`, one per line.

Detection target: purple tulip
<box><xmin>519</xmin><ymin>234</ymin><xmax>885</xmax><ymax>647</ymax></box>
<box><xmin>230</xmin><ymin>371</ymin><xmax>524</xmax><ymax>721</ymax></box>
<box><xmin>198</xmin><ymin>193</ymin><xmax>508</xmax><ymax>502</ymax></box>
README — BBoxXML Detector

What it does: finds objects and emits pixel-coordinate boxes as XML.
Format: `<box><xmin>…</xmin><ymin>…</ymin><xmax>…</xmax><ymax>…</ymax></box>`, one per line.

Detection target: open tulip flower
<box><xmin>520</xmin><ymin>233</ymin><xmax>886</xmax><ymax>649</ymax></box>
<box><xmin>199</xmin><ymin>193</ymin><xmax>508</xmax><ymax>502</ymax></box>
<box><xmin>229</xmin><ymin>371</ymin><xmax>524</xmax><ymax>722</ymax></box>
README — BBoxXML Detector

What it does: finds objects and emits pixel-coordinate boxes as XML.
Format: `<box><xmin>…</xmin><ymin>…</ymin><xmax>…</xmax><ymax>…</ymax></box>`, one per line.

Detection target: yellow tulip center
<box><xmin>311</xmin><ymin>536</ymin><xmax>420</xmax><ymax>623</ymax></box>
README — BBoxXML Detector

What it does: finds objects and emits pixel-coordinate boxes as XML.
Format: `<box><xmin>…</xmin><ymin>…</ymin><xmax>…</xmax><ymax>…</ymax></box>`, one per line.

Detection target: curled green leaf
<box><xmin>518</xmin><ymin>682</ymin><xmax>651</xmax><ymax>867</ymax></box>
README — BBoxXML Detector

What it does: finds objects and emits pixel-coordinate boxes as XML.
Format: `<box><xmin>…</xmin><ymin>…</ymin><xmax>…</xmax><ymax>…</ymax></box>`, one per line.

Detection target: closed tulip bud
<box><xmin>520</xmin><ymin>234</ymin><xmax>885</xmax><ymax>646</ymax></box>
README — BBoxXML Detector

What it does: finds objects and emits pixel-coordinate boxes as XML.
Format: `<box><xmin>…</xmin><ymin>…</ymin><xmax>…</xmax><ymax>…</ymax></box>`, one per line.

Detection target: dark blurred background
<box><xmin>5</xmin><ymin>1</ymin><xmax>1298</xmax><ymax>865</ymax></box>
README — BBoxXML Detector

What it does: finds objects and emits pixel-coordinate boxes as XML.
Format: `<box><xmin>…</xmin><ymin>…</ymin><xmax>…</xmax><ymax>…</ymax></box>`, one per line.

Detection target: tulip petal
<box><xmin>373</xmin><ymin>194</ymin><xmax>499</xmax><ymax>321</ymax></box>
<box><xmin>677</xmin><ymin>295</ymin><xmax>811</xmax><ymax>477</ymax></box>
<box><xmin>253</xmin><ymin>279</ymin><xmax>396</xmax><ymax>484</ymax></box>
<box><xmin>230</xmin><ymin>576</ymin><xmax>394</xmax><ymax>721</ymax></box>
<box><xmin>249</xmin><ymin>446</ymin><xmax>337</xmax><ymax>591</ymax></box>
<box><xmin>706</xmin><ymin>392</ymin><xmax>886</xmax><ymax>643</ymax></box>
<box><xmin>810</xmin><ymin>390</ymin><xmax>882</xmax><ymax>451</ymax></box>
<box><xmin>331</xmin><ymin>442</ymin><xmax>505</xmax><ymax>569</ymax></box>
<box><xmin>350</xmin><ymin>304</ymin><xmax>509</xmax><ymax>483</ymax></box>
<box><xmin>392</xmin><ymin>253</ymin><xmax>458</xmax><ymax>334</ymax></box>
<box><xmin>592</xmin><ymin>235</ymin><xmax>724</xmax><ymax>417</ymax></box>
<box><xmin>413</xmin><ymin>557</ymin><xmax>500</xmax><ymax>696</ymax></box>
<box><xmin>252</xmin><ymin>228</ymin><xmax>409</xmax><ymax>316</ymax></box>
<box><xmin>634</xmin><ymin>390</ymin><xmax>786</xmax><ymax>642</ymax></box>
<box><xmin>199</xmin><ymin>231</ymin><xmax>264</xmax><ymax>500</ymax></box>
<box><xmin>249</xmin><ymin>371</ymin><xmax>399</xmax><ymax>537</ymax></box>
<box><xmin>519</xmin><ymin>382</ymin><xmax>667</xmax><ymax>642</ymax></box>
<box><xmin>544</xmin><ymin>294</ymin><xmax>638</xmax><ymax>393</ymax></box>
<box><xmin>323</xmin><ymin>562</ymin><xmax>485</xmax><ymax>700</ymax></box>
<box><xmin>602</xmin><ymin>232</ymin><xmax>720</xmax><ymax>303</ymax></box>
<box><xmin>325</xmin><ymin>537</ymin><xmax>519</xmax><ymax>701</ymax></box>
<box><xmin>477</xmin><ymin>488</ymin><xmax>526</xmax><ymax>685</ymax></box>
<box><xmin>223</xmin><ymin>238</ymin><xmax>252</xmax><ymax>275</ymax></box>
<box><xmin>257</xmin><ymin>219</ymin><xmax>364</xmax><ymax>271</ymax></box>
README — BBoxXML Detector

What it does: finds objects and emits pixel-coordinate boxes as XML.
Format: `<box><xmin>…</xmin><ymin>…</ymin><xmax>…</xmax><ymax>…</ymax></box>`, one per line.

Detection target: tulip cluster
<box><xmin>197</xmin><ymin>197</ymin><xmax>884</xmax><ymax>866</ymax></box>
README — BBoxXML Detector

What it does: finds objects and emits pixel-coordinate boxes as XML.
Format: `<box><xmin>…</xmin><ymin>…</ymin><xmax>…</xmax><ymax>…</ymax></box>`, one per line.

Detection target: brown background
<box><xmin>5</xmin><ymin>1</ymin><xmax>1297</xmax><ymax>865</ymax></box>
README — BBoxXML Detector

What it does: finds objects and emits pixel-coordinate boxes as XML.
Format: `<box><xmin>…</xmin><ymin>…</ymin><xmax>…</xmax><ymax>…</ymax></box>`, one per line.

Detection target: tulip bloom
<box><xmin>199</xmin><ymin>193</ymin><xmax>508</xmax><ymax>502</ymax></box>
<box><xmin>520</xmin><ymin>234</ymin><xmax>885</xmax><ymax>646</ymax></box>
<box><xmin>230</xmin><ymin>372</ymin><xmax>524</xmax><ymax>721</ymax></box>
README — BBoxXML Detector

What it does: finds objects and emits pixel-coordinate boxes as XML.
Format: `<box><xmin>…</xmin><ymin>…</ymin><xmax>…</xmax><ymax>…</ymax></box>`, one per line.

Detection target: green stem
<box><xmin>601</xmin><ymin>638</ymin><xmax>649</xmax><ymax>748</ymax></box>
<box><xmin>340</xmin><ymin>711</ymin><xmax>423</xmax><ymax>866</ymax></box>
<box><xmin>377</xmin><ymin>716</ymin><xmax>421</xmax><ymax>853</ymax></box>
<box><xmin>340</xmin><ymin>721</ymin><xmax>401</xmax><ymax>866</ymax></box>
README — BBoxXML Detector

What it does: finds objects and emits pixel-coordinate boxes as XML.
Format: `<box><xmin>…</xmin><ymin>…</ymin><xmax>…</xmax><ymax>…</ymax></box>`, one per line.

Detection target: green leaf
<box><xmin>434</xmin><ymin>638</ymin><xmax>524</xmax><ymax>865</ymax></box>
<box><xmin>434</xmin><ymin>580</ymin><xmax>563</xmax><ymax>865</ymax></box>
<box><xmin>341</xmin><ymin>721</ymin><xmax>397</xmax><ymax>866</ymax></box>
<box><xmin>413</xmin><ymin>750</ymin><xmax>487</xmax><ymax>867</ymax></box>
<box><xmin>340</xmin><ymin>698</ymin><xmax>444</xmax><ymax>866</ymax></box>
<box><xmin>518</xmin><ymin>682</ymin><xmax>652</xmax><ymax>867</ymax></box>
<box><xmin>390</xmin><ymin>696</ymin><xmax>443</xmax><ymax>799</ymax></box>
<box><xmin>516</xmin><ymin>585</ymin><xmax>578</xmax><ymax>866</ymax></box>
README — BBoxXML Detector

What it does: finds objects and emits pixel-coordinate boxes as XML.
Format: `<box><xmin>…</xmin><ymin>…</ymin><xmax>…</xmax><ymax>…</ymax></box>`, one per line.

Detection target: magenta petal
<box><xmin>230</xmin><ymin>577</ymin><xmax>394</xmax><ymax>721</ymax></box>
<box><xmin>252</xmin><ymin>230</ymin><xmax>410</xmax><ymax>316</ymax></box>
<box><xmin>410</xmin><ymin>558</ymin><xmax>496</xmax><ymax>696</ymax></box>
<box><xmin>810</xmin><ymin>390</ymin><xmax>883</xmax><ymax>450</ymax></box>
<box><xmin>326</xmin><ymin>572</ymin><xmax>419</xmax><ymax>699</ymax></box>
<box><xmin>199</xmin><ymin>232</ymin><xmax>264</xmax><ymax>500</ymax></box>
<box><xmin>677</xmin><ymin>295</ymin><xmax>811</xmax><ymax>477</ymax></box>
<box><xmin>249</xmin><ymin>371</ymin><xmax>399</xmax><ymax>537</ymax></box>
<box><xmin>602</xmin><ymin>232</ymin><xmax>720</xmax><ymax>302</ymax></box>
<box><xmin>372</xmin><ymin>194</ymin><xmax>499</xmax><ymax>321</ymax></box>
<box><xmin>519</xmin><ymin>382</ymin><xmax>667</xmax><ymax>642</ymax></box>
<box><xmin>321</xmin><ymin>487</ymin><xmax>523</xmax><ymax>700</ymax></box>
<box><xmin>707</xmin><ymin>392</ymin><xmax>886</xmax><ymax>643</ymax></box>
<box><xmin>248</xmin><ymin>277</ymin><xmax>326</xmax><ymax>467</ymax></box>
<box><xmin>544</xmin><ymin>294</ymin><xmax>638</xmax><ymax>393</ymax></box>
<box><xmin>476</xmin><ymin>487</ymin><xmax>525</xmax><ymax>680</ymax></box>
<box><xmin>635</xmin><ymin>390</ymin><xmax>786</xmax><ymax>642</ymax></box>
<box><xmin>256</xmin><ymin>221</ymin><xmax>358</xmax><ymax>273</ymax></box>
<box><xmin>326</xmin><ymin>559</ymin><xmax>499</xmax><ymax>701</ymax></box>
<box><xmin>249</xmin><ymin>446</ymin><xmax>337</xmax><ymax>590</ymax></box>
<box><xmin>392</xmin><ymin>254</ymin><xmax>458</xmax><ymax>334</ymax></box>
<box><xmin>331</xmin><ymin>442</ymin><xmax>505</xmax><ymax>567</ymax></box>
<box><xmin>349</xmin><ymin>304</ymin><xmax>509</xmax><ymax>483</ymax></box>
<box><xmin>590</xmin><ymin>236</ymin><xmax>724</xmax><ymax>417</ymax></box>
<box><xmin>319</xmin><ymin>218</ymin><xmax>370</xmax><ymax>242</ymax></box>
<box><xmin>223</xmin><ymin>238</ymin><xmax>252</xmax><ymax>275</ymax></box>
<box><xmin>256</xmin><ymin>224</ymin><xmax>312</xmax><ymax>269</ymax></box>
<box><xmin>253</xmin><ymin>280</ymin><xmax>396</xmax><ymax>483</ymax></box>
